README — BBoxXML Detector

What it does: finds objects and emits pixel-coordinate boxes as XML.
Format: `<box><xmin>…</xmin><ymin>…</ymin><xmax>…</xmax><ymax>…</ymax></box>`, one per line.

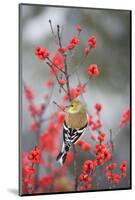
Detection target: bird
<box><xmin>56</xmin><ymin>99</ymin><xmax>88</xmax><ymax>165</ymax></box>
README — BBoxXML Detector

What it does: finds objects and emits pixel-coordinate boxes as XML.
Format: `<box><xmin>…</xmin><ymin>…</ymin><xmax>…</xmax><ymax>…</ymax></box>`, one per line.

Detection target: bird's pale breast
<box><xmin>65</xmin><ymin>109</ymin><xmax>87</xmax><ymax>129</ymax></box>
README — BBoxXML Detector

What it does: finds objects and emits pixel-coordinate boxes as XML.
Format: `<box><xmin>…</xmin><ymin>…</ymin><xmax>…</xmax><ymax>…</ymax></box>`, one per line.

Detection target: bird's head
<box><xmin>66</xmin><ymin>99</ymin><xmax>83</xmax><ymax>114</ymax></box>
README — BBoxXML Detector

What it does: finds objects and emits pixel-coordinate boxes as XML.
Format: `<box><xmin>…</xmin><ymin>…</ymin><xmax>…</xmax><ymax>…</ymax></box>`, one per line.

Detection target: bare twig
<box><xmin>48</xmin><ymin>19</ymin><xmax>58</xmax><ymax>45</ymax></box>
<box><xmin>64</xmin><ymin>54</ymin><xmax>72</xmax><ymax>101</ymax></box>
<box><xmin>46</xmin><ymin>61</ymin><xmax>67</xmax><ymax>94</ymax></box>
<box><xmin>47</xmin><ymin>57</ymin><xmax>65</xmax><ymax>74</ymax></box>
<box><xmin>83</xmin><ymin>76</ymin><xmax>91</xmax><ymax>87</ymax></box>
<box><xmin>53</xmin><ymin>101</ymin><xmax>66</xmax><ymax>112</ymax></box>
<box><xmin>57</xmin><ymin>24</ymin><xmax>62</xmax><ymax>49</ymax></box>
<box><xmin>109</xmin><ymin>129</ymin><xmax>114</xmax><ymax>152</ymax></box>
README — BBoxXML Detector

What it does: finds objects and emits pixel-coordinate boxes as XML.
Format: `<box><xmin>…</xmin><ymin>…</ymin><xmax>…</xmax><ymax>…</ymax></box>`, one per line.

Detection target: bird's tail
<box><xmin>56</xmin><ymin>151</ymin><xmax>67</xmax><ymax>166</ymax></box>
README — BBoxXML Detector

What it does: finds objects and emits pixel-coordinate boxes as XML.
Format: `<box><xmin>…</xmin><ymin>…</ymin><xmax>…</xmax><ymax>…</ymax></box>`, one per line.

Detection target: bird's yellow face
<box><xmin>66</xmin><ymin>100</ymin><xmax>82</xmax><ymax>113</ymax></box>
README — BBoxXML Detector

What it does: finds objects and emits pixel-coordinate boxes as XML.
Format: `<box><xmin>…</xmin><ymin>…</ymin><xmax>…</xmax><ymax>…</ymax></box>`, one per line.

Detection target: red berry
<box><xmin>84</xmin><ymin>47</ymin><xmax>89</xmax><ymax>55</ymax></box>
<box><xmin>76</xmin><ymin>25</ymin><xmax>82</xmax><ymax>32</ymax></box>
<box><xmin>35</xmin><ymin>47</ymin><xmax>49</xmax><ymax>60</ymax></box>
<box><xmin>59</xmin><ymin>79</ymin><xmax>66</xmax><ymax>85</ymax></box>
<box><xmin>87</xmin><ymin>64</ymin><xmax>99</xmax><ymax>77</ymax></box>
<box><xmin>88</xmin><ymin>36</ymin><xmax>96</xmax><ymax>48</ymax></box>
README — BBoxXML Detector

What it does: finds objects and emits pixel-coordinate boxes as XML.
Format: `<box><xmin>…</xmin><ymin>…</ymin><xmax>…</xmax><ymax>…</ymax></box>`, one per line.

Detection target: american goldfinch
<box><xmin>56</xmin><ymin>99</ymin><xmax>88</xmax><ymax>165</ymax></box>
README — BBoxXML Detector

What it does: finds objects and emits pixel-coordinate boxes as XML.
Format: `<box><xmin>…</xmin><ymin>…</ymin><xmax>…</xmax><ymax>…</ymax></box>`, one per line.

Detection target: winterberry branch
<box><xmin>57</xmin><ymin>24</ymin><xmax>62</xmax><ymax>49</ymax></box>
<box><xmin>48</xmin><ymin>19</ymin><xmax>58</xmax><ymax>45</ymax></box>
<box><xmin>64</xmin><ymin>54</ymin><xmax>72</xmax><ymax>101</ymax></box>
<box><xmin>109</xmin><ymin>129</ymin><xmax>114</xmax><ymax>152</ymax></box>
<box><xmin>47</xmin><ymin>57</ymin><xmax>65</xmax><ymax>74</ymax></box>
<box><xmin>46</xmin><ymin>61</ymin><xmax>67</xmax><ymax>94</ymax></box>
<box><xmin>53</xmin><ymin>101</ymin><xmax>66</xmax><ymax>112</ymax></box>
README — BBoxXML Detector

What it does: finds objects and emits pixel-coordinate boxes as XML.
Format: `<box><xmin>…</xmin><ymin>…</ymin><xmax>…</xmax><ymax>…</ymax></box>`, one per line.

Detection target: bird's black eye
<box><xmin>71</xmin><ymin>104</ymin><xmax>73</xmax><ymax>107</ymax></box>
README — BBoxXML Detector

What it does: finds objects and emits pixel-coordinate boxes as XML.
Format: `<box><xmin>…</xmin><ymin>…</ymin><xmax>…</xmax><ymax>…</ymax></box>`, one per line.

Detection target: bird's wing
<box><xmin>63</xmin><ymin>122</ymin><xmax>87</xmax><ymax>150</ymax></box>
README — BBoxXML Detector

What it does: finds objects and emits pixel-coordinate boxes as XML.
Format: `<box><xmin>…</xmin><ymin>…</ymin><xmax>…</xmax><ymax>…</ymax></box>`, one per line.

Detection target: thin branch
<box><xmin>57</xmin><ymin>24</ymin><xmax>62</xmax><ymax>49</ymax></box>
<box><xmin>64</xmin><ymin>54</ymin><xmax>72</xmax><ymax>101</ymax></box>
<box><xmin>47</xmin><ymin>57</ymin><xmax>65</xmax><ymax>74</ymax></box>
<box><xmin>46</xmin><ymin>61</ymin><xmax>67</xmax><ymax>94</ymax></box>
<box><xmin>84</xmin><ymin>77</ymin><xmax>91</xmax><ymax>87</ymax></box>
<box><xmin>77</xmin><ymin>31</ymin><xmax>81</xmax><ymax>38</ymax></box>
<box><xmin>52</xmin><ymin>101</ymin><xmax>66</xmax><ymax>112</ymax></box>
<box><xmin>48</xmin><ymin>19</ymin><xmax>58</xmax><ymax>45</ymax></box>
<box><xmin>109</xmin><ymin>129</ymin><xmax>114</xmax><ymax>152</ymax></box>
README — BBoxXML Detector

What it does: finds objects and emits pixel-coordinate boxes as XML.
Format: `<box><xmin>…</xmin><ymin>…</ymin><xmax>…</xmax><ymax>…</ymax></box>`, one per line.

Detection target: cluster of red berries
<box><xmin>106</xmin><ymin>161</ymin><xmax>127</xmax><ymax>184</ymax></box>
<box><xmin>82</xmin><ymin>160</ymin><xmax>94</xmax><ymax>173</ymax></box>
<box><xmin>63</xmin><ymin>84</ymin><xmax>86</xmax><ymax>101</ymax></box>
<box><xmin>68</xmin><ymin>36</ymin><xmax>80</xmax><ymax>50</ymax></box>
<box><xmin>120</xmin><ymin>161</ymin><xmax>127</xmax><ymax>177</ymax></box>
<box><xmin>93</xmin><ymin>142</ymin><xmax>112</xmax><ymax>166</ymax></box>
<box><xmin>22</xmin><ymin>148</ymin><xmax>40</xmax><ymax>193</ymax></box>
<box><xmin>88</xmin><ymin>36</ymin><xmax>96</xmax><ymax>48</ymax></box>
<box><xmin>28</xmin><ymin>146</ymin><xmax>40</xmax><ymax>164</ymax></box>
<box><xmin>84</xmin><ymin>36</ymin><xmax>96</xmax><ymax>55</ymax></box>
<box><xmin>79</xmin><ymin>174</ymin><xmax>92</xmax><ymax>190</ymax></box>
<box><xmin>28</xmin><ymin>104</ymin><xmax>44</xmax><ymax>117</ymax></box>
<box><xmin>94</xmin><ymin>103</ymin><xmax>102</xmax><ymax>114</ymax></box>
<box><xmin>91</xmin><ymin>120</ymin><xmax>102</xmax><ymax>131</ymax></box>
<box><xmin>88</xmin><ymin>64</ymin><xmax>99</xmax><ymax>77</ymax></box>
<box><xmin>35</xmin><ymin>47</ymin><xmax>49</xmax><ymax>60</ymax></box>
<box><xmin>79</xmin><ymin>160</ymin><xmax>94</xmax><ymax>190</ymax></box>
<box><xmin>87</xmin><ymin>103</ymin><xmax>102</xmax><ymax>131</ymax></box>
<box><xmin>24</xmin><ymin>86</ymin><xmax>34</xmax><ymax>100</ymax></box>
<box><xmin>57</xmin><ymin>47</ymin><xmax>67</xmax><ymax>54</ymax></box>
<box><xmin>52</xmin><ymin>52</ymin><xmax>64</xmax><ymax>69</ymax></box>
<box><xmin>120</xmin><ymin>108</ymin><xmax>130</xmax><ymax>127</ymax></box>
<box><xmin>75</xmin><ymin>84</ymin><xmax>86</xmax><ymax>97</ymax></box>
